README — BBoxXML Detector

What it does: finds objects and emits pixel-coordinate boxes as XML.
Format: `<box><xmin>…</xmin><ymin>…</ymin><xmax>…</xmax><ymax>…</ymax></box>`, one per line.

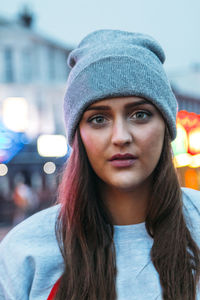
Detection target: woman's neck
<box><xmin>99</xmin><ymin>181</ymin><xmax>151</xmax><ymax>226</ymax></box>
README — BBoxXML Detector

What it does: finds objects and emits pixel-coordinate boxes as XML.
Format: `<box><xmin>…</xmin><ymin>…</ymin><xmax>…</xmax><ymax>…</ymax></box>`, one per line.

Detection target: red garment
<box><xmin>47</xmin><ymin>278</ymin><xmax>61</xmax><ymax>300</ymax></box>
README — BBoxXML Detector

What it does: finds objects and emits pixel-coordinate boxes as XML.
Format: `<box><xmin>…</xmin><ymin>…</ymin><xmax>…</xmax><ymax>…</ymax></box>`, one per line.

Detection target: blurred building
<box><xmin>0</xmin><ymin>10</ymin><xmax>72</xmax><ymax>136</ymax></box>
<box><xmin>0</xmin><ymin>10</ymin><xmax>73</xmax><ymax>224</ymax></box>
<box><xmin>171</xmin><ymin>64</ymin><xmax>200</xmax><ymax>101</ymax></box>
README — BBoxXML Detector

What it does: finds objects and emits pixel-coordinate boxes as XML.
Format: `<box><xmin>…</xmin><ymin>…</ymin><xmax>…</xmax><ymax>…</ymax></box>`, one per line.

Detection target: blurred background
<box><xmin>0</xmin><ymin>0</ymin><xmax>200</xmax><ymax>239</ymax></box>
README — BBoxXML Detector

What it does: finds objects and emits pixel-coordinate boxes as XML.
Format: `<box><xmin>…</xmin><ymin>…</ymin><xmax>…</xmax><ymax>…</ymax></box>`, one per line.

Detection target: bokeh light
<box><xmin>188</xmin><ymin>128</ymin><xmax>200</xmax><ymax>155</ymax></box>
<box><xmin>189</xmin><ymin>154</ymin><xmax>200</xmax><ymax>168</ymax></box>
<box><xmin>0</xmin><ymin>164</ymin><xmax>8</xmax><ymax>176</ymax></box>
<box><xmin>185</xmin><ymin>169</ymin><xmax>198</xmax><ymax>190</ymax></box>
<box><xmin>172</xmin><ymin>123</ymin><xmax>188</xmax><ymax>156</ymax></box>
<box><xmin>2</xmin><ymin>97</ymin><xmax>29</xmax><ymax>132</ymax></box>
<box><xmin>43</xmin><ymin>162</ymin><xmax>56</xmax><ymax>174</ymax></box>
<box><xmin>174</xmin><ymin>153</ymin><xmax>192</xmax><ymax>168</ymax></box>
<box><xmin>37</xmin><ymin>134</ymin><xmax>68</xmax><ymax>157</ymax></box>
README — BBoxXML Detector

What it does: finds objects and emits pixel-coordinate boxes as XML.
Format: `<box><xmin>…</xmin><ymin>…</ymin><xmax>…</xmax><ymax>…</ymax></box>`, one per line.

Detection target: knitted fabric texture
<box><xmin>64</xmin><ymin>29</ymin><xmax>178</xmax><ymax>145</ymax></box>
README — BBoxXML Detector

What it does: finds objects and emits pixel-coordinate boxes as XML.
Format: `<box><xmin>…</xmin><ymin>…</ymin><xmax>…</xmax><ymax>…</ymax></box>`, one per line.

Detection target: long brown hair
<box><xmin>55</xmin><ymin>127</ymin><xmax>200</xmax><ymax>300</ymax></box>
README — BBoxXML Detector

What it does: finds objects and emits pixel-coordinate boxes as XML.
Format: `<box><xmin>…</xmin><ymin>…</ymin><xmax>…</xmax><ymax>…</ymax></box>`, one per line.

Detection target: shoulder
<box><xmin>181</xmin><ymin>187</ymin><xmax>200</xmax><ymax>213</ymax></box>
<box><xmin>1</xmin><ymin>204</ymin><xmax>60</xmax><ymax>246</ymax></box>
<box><xmin>181</xmin><ymin>187</ymin><xmax>200</xmax><ymax>244</ymax></box>
<box><xmin>0</xmin><ymin>205</ymin><xmax>63</xmax><ymax>300</ymax></box>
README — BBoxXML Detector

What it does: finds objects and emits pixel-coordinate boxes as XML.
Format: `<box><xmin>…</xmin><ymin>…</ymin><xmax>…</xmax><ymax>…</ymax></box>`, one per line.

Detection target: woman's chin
<box><xmin>108</xmin><ymin>179</ymin><xmax>144</xmax><ymax>192</ymax></box>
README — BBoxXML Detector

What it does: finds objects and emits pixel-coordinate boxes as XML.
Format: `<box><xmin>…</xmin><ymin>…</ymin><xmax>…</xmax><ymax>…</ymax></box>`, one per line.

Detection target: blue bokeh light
<box><xmin>0</xmin><ymin>121</ymin><xmax>28</xmax><ymax>163</ymax></box>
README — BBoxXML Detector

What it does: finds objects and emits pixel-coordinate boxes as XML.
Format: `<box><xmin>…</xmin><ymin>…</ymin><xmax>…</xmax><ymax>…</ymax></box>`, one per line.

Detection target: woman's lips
<box><xmin>108</xmin><ymin>153</ymin><xmax>138</xmax><ymax>168</ymax></box>
<box><xmin>109</xmin><ymin>158</ymin><xmax>137</xmax><ymax>167</ymax></box>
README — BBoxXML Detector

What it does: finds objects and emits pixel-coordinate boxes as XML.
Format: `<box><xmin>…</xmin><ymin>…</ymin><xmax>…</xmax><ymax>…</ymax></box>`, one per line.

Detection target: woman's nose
<box><xmin>111</xmin><ymin>119</ymin><xmax>132</xmax><ymax>146</ymax></box>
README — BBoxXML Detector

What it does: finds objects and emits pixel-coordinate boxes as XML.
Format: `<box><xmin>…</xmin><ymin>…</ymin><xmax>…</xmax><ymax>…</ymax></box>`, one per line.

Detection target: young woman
<box><xmin>0</xmin><ymin>29</ymin><xmax>200</xmax><ymax>300</ymax></box>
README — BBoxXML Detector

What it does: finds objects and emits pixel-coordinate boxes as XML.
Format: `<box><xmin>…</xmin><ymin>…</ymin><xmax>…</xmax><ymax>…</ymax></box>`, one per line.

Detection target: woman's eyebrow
<box><xmin>86</xmin><ymin>100</ymin><xmax>150</xmax><ymax>111</ymax></box>
<box><xmin>124</xmin><ymin>100</ymin><xmax>150</xmax><ymax>109</ymax></box>
<box><xmin>86</xmin><ymin>105</ymin><xmax>111</xmax><ymax>111</ymax></box>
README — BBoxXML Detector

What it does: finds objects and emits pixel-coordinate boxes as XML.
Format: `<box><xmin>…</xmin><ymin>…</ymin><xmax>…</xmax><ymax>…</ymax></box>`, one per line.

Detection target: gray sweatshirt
<box><xmin>0</xmin><ymin>187</ymin><xmax>200</xmax><ymax>300</ymax></box>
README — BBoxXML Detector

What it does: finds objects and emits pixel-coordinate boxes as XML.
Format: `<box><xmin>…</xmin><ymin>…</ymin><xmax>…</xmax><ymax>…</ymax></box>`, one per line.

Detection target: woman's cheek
<box><xmin>82</xmin><ymin>135</ymin><xmax>102</xmax><ymax>160</ymax></box>
<box><xmin>140</xmin><ymin>127</ymin><xmax>164</xmax><ymax>158</ymax></box>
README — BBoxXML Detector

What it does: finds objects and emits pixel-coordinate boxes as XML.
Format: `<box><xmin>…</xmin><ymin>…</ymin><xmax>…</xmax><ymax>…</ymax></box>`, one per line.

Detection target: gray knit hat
<box><xmin>64</xmin><ymin>29</ymin><xmax>177</xmax><ymax>145</ymax></box>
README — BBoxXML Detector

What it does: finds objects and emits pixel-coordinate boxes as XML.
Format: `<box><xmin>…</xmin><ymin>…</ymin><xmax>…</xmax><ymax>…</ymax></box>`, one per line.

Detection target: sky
<box><xmin>1</xmin><ymin>0</ymin><xmax>200</xmax><ymax>73</ymax></box>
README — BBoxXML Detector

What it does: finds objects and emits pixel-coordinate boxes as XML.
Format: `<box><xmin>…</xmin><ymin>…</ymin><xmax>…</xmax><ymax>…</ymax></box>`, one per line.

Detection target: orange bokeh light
<box><xmin>184</xmin><ymin>168</ymin><xmax>199</xmax><ymax>190</ymax></box>
<box><xmin>177</xmin><ymin>110</ymin><xmax>200</xmax><ymax>133</ymax></box>
<box><xmin>177</xmin><ymin>110</ymin><xmax>200</xmax><ymax>155</ymax></box>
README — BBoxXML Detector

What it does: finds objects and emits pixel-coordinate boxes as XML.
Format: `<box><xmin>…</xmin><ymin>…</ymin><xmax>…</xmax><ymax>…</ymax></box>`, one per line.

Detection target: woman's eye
<box><xmin>131</xmin><ymin>111</ymin><xmax>151</xmax><ymax>120</ymax></box>
<box><xmin>89</xmin><ymin>115</ymin><xmax>107</xmax><ymax>125</ymax></box>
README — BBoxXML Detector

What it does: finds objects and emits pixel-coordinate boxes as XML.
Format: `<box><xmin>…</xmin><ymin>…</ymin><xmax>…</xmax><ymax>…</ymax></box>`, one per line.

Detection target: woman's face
<box><xmin>79</xmin><ymin>96</ymin><xmax>165</xmax><ymax>191</ymax></box>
